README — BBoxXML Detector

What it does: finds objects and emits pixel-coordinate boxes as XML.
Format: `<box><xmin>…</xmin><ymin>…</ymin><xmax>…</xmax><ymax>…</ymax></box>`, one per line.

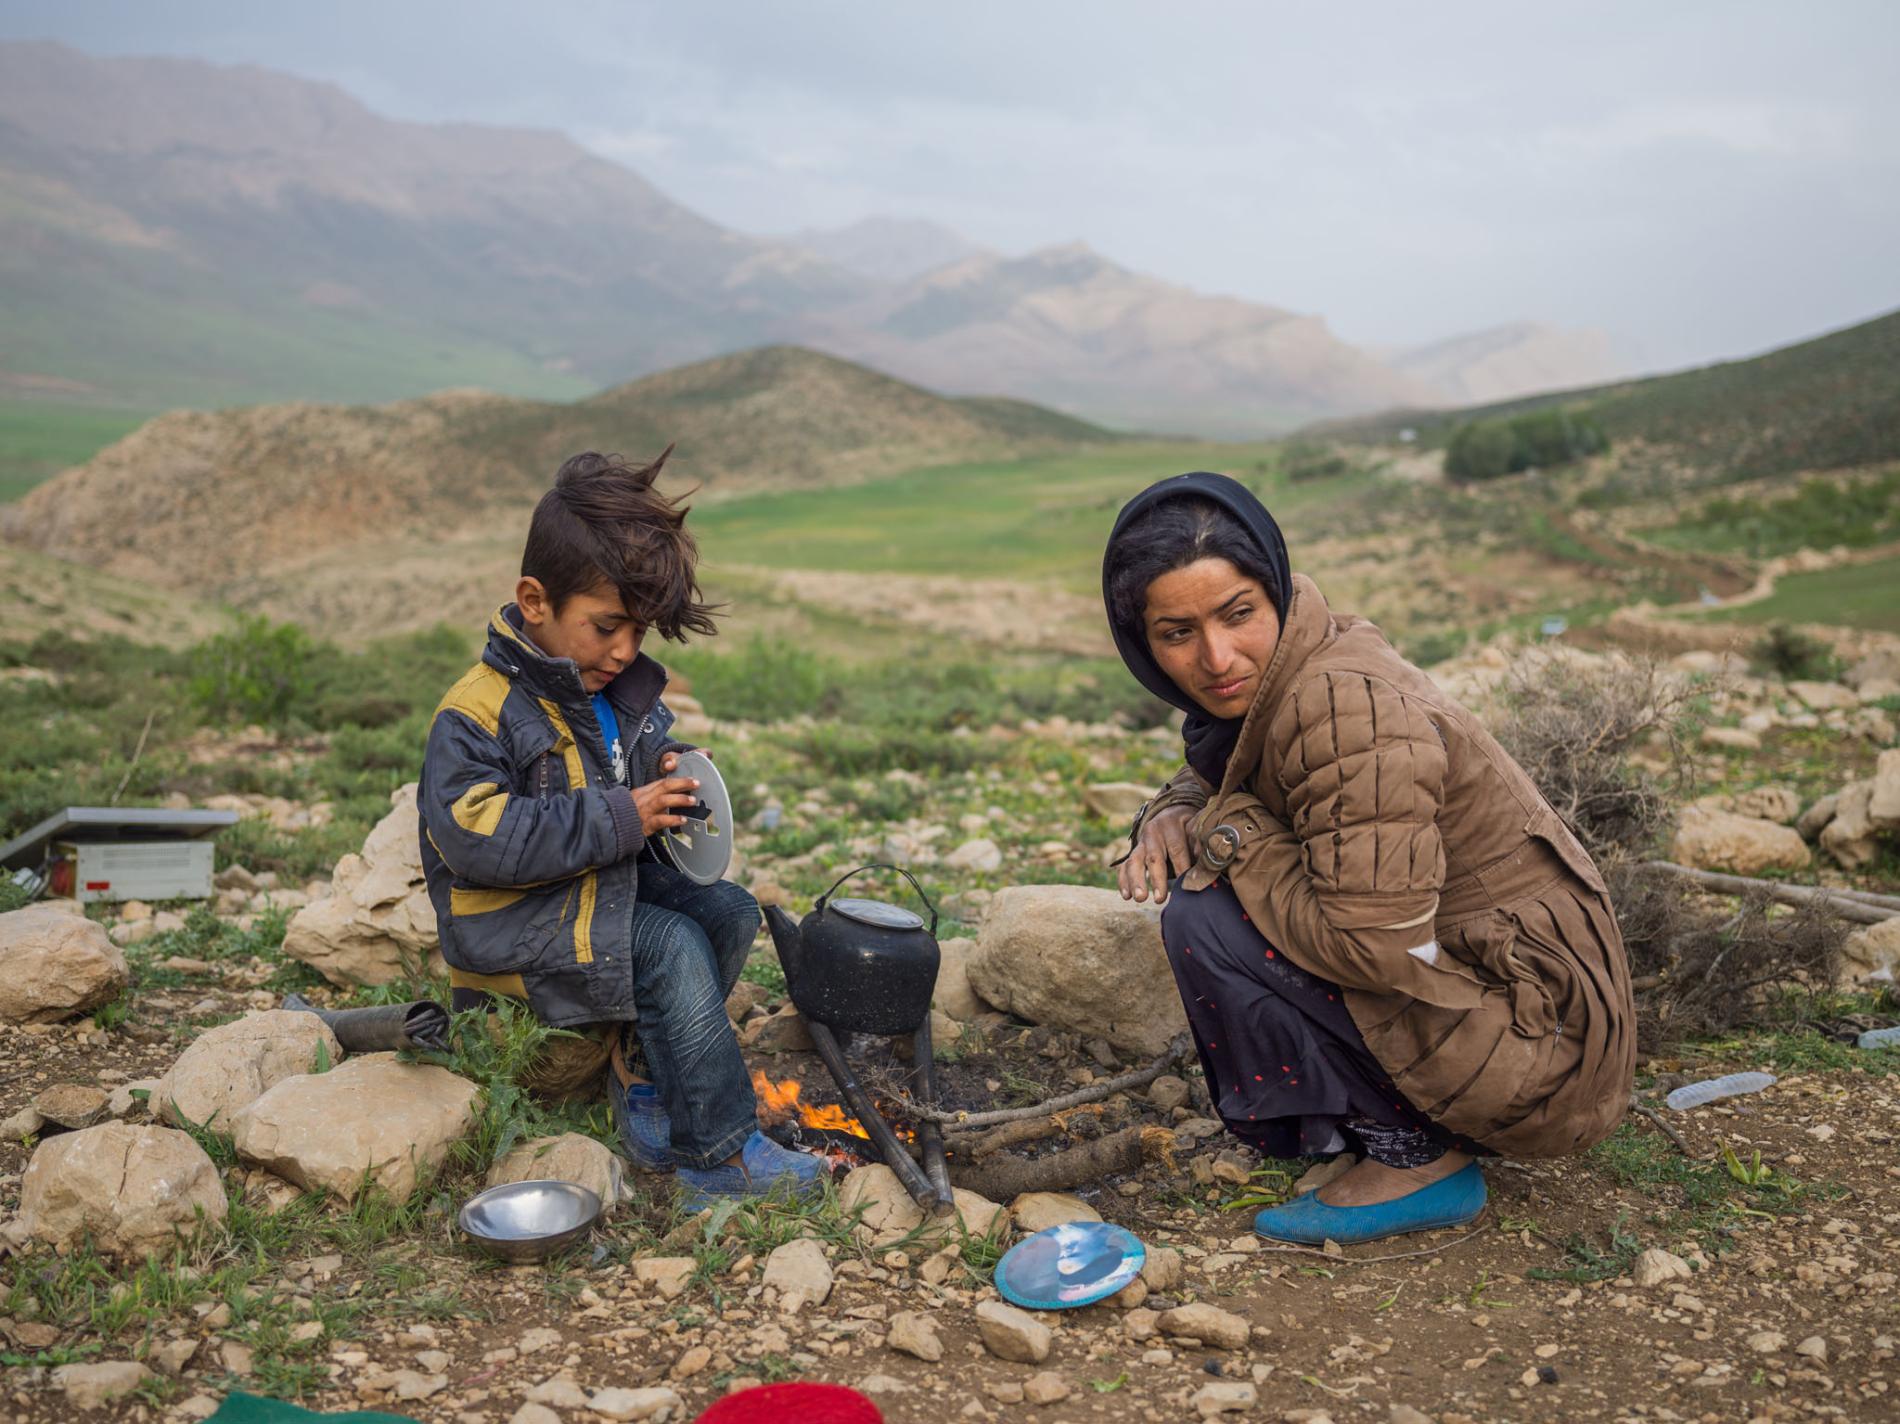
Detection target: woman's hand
<box><xmin>634</xmin><ymin>752</ymin><xmax>700</xmax><ymax>836</ymax></box>
<box><xmin>1119</xmin><ymin>804</ymin><xmax>1196</xmax><ymax>905</ymax></box>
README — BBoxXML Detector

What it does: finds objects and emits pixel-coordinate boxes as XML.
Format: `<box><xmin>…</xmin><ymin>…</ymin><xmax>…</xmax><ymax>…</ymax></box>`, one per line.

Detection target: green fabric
<box><xmin>209</xmin><ymin>1392</ymin><xmax>423</xmax><ymax>1424</ymax></box>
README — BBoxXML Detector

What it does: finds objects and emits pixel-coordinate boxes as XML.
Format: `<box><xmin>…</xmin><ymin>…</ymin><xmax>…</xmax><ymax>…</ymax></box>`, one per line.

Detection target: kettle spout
<box><xmin>762</xmin><ymin>904</ymin><xmax>803</xmax><ymax>977</ymax></box>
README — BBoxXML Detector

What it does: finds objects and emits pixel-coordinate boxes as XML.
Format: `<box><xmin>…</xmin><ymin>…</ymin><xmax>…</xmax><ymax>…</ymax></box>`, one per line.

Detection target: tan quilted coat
<box><xmin>1148</xmin><ymin>574</ymin><xmax>1635</xmax><ymax>1157</ymax></box>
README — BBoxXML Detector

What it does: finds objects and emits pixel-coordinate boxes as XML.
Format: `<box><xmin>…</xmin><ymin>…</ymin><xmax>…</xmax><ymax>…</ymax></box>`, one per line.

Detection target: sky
<box><xmin>4</xmin><ymin>1</ymin><xmax>1896</xmax><ymax>373</ymax></box>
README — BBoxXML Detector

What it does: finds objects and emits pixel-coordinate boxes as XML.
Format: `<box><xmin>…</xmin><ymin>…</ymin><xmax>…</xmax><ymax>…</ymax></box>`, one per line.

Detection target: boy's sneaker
<box><xmin>613</xmin><ymin>1082</ymin><xmax>675</xmax><ymax>1172</ymax></box>
<box><xmin>676</xmin><ymin>1131</ymin><xmax>828</xmax><ymax>1211</ymax></box>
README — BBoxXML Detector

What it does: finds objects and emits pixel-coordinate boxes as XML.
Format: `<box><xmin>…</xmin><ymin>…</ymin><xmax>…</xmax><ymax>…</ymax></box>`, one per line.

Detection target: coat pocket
<box><xmin>1446</xmin><ymin>910</ymin><xmax>1557</xmax><ymax>1038</ymax></box>
<box><xmin>445</xmin><ymin>884</ymin><xmax>571</xmax><ymax>975</ymax></box>
<box><xmin>1527</xmin><ymin>808</ymin><xmax>1608</xmax><ymax>896</ymax></box>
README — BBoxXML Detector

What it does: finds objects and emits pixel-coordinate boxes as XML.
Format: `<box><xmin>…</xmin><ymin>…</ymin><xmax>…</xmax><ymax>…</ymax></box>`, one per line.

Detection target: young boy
<box><xmin>417</xmin><ymin>449</ymin><xmax>823</xmax><ymax>1205</ymax></box>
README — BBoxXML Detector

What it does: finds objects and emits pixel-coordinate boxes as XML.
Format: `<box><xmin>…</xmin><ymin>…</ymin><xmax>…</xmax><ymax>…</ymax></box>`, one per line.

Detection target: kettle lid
<box><xmin>829</xmin><ymin>896</ymin><xmax>926</xmax><ymax>931</ymax></box>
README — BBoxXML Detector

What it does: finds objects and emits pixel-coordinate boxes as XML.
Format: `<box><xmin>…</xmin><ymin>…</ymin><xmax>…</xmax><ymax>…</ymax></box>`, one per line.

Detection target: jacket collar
<box><xmin>1215</xmin><ymin>573</ymin><xmax>1336</xmax><ymax>796</ymax></box>
<box><xmin>482</xmin><ymin>604</ymin><xmax>667</xmax><ymax>718</ymax></box>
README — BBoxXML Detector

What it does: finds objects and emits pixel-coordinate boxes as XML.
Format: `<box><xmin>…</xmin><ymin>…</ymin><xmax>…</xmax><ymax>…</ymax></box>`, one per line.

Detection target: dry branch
<box><xmin>889</xmin><ymin>1032</ymin><xmax>1192</xmax><ymax>1130</ymax></box>
<box><xmin>948</xmin><ymin>1125</ymin><xmax>1173</xmax><ymax>1200</ymax></box>
<box><xmin>950</xmin><ymin>1117</ymin><xmax>1065</xmax><ymax>1160</ymax></box>
<box><xmin>1635</xmin><ymin>861</ymin><xmax>1896</xmax><ymax>924</ymax></box>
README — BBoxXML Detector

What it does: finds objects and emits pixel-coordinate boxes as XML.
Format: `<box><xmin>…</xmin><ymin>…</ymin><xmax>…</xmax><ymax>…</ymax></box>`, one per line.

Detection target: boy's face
<box><xmin>516</xmin><ymin>577</ymin><xmax>646</xmax><ymax>693</ymax></box>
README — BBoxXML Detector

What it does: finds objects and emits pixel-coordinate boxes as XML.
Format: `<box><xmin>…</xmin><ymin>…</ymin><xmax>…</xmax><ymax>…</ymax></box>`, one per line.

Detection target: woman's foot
<box><xmin>1253</xmin><ymin>1159</ymin><xmax>1486</xmax><ymax>1245</ymax></box>
<box><xmin>676</xmin><ymin>1131</ymin><xmax>828</xmax><ymax>1211</ymax></box>
<box><xmin>1316</xmin><ymin>1149</ymin><xmax>1472</xmax><ymax>1206</ymax></box>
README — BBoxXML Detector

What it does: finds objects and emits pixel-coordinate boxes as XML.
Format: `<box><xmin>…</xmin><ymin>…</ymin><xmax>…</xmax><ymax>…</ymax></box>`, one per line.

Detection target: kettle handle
<box><xmin>815</xmin><ymin>862</ymin><xmax>938</xmax><ymax>936</ymax></box>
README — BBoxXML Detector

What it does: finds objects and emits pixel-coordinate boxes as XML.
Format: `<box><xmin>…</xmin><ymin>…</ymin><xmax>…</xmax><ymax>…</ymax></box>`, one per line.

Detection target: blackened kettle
<box><xmin>762</xmin><ymin>863</ymin><xmax>940</xmax><ymax>1035</ymax></box>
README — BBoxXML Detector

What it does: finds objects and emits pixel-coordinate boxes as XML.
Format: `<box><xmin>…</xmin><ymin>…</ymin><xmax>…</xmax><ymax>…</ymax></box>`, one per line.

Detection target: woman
<box><xmin>1104</xmin><ymin>472</ymin><xmax>1634</xmax><ymax>1244</ymax></box>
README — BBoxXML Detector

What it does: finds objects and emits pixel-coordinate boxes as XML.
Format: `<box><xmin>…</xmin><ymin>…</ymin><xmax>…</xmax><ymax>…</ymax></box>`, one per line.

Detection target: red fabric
<box><xmin>695</xmin><ymin>1382</ymin><xmax>883</xmax><ymax>1424</ymax></box>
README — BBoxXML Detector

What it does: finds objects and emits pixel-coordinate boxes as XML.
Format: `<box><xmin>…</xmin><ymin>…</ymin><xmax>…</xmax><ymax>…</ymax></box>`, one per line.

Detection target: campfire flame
<box><xmin>752</xmin><ymin>1069</ymin><xmax>871</xmax><ymax>1140</ymax></box>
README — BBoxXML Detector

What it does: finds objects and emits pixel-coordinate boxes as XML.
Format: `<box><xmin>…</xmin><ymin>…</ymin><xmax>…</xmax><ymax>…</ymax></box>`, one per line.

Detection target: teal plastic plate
<box><xmin>994</xmin><ymin>1220</ymin><xmax>1145</xmax><ymax>1310</ymax></box>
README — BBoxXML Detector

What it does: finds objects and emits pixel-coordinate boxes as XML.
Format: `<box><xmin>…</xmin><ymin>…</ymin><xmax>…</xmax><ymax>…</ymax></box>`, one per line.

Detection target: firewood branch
<box><xmin>1634</xmin><ymin>861</ymin><xmax>1899</xmax><ymax>924</ymax></box>
<box><xmin>889</xmin><ymin>1032</ymin><xmax>1193</xmax><ymax>1130</ymax></box>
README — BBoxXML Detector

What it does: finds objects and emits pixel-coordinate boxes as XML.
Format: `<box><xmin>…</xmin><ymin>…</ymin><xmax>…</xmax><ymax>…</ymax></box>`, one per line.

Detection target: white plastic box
<box><xmin>53</xmin><ymin>839</ymin><xmax>218</xmax><ymax>904</ymax></box>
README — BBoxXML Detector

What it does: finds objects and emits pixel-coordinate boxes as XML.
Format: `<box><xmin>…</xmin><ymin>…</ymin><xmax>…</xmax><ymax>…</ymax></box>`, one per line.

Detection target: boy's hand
<box><xmin>635</xmin><ymin>753</ymin><xmax>701</xmax><ymax>836</ymax></box>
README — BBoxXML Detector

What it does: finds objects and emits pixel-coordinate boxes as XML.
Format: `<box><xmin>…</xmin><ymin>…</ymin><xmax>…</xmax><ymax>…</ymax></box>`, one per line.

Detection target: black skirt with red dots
<box><xmin>1158</xmin><ymin>878</ymin><xmax>1465</xmax><ymax>1166</ymax></box>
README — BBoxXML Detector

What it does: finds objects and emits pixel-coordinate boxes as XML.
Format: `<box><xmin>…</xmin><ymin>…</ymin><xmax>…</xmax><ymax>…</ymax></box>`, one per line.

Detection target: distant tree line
<box><xmin>1443</xmin><ymin>408</ymin><xmax>1609</xmax><ymax>483</ymax></box>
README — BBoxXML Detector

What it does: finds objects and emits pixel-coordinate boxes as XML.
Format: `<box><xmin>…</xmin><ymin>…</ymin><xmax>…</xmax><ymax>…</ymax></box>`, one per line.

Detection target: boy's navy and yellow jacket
<box><xmin>417</xmin><ymin>606</ymin><xmax>690</xmax><ymax>1028</ymax></box>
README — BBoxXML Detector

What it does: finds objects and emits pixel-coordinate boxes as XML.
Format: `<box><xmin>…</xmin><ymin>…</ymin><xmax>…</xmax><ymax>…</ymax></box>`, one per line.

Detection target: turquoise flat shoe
<box><xmin>1253</xmin><ymin>1161</ymin><xmax>1486</xmax><ymax>1245</ymax></box>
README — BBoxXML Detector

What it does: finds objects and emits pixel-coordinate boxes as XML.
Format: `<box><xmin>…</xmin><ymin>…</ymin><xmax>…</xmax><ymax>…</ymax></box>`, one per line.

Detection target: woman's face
<box><xmin>1144</xmin><ymin>557</ymin><xmax>1281</xmax><ymax>718</ymax></box>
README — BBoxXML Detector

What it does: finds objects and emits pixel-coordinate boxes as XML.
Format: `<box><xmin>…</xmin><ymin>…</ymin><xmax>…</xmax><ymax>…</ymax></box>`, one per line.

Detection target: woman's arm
<box><xmin>1198</xmin><ymin>672</ymin><xmax>1455</xmax><ymax>996</ymax></box>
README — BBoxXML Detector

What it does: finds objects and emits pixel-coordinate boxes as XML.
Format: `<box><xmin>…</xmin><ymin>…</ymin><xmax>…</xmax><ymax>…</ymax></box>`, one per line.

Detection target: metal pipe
<box><xmin>909</xmin><ymin>1014</ymin><xmax>955</xmax><ymax>1209</ymax></box>
<box><xmin>805</xmin><ymin>1019</ymin><xmax>943</xmax><ymax>1212</ymax></box>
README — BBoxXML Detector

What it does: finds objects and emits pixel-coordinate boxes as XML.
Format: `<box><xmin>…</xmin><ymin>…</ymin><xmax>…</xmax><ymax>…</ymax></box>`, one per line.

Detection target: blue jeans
<box><xmin>626</xmin><ymin>860</ymin><xmax>761</xmax><ymax>1168</ymax></box>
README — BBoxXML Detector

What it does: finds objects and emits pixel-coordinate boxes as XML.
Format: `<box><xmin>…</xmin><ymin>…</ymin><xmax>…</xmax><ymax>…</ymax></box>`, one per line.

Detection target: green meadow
<box><xmin>0</xmin><ymin>397</ymin><xmax>154</xmax><ymax>502</ymax></box>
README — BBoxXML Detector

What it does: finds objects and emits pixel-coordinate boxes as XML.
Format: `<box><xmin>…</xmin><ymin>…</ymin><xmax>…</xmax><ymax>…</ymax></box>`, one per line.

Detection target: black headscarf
<box><xmin>1102</xmin><ymin>472</ymin><xmax>1293</xmax><ymax>786</ymax></box>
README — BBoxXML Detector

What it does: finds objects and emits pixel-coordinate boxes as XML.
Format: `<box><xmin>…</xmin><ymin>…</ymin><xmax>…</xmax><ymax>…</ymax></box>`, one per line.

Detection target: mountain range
<box><xmin>0</xmin><ymin>40</ymin><xmax>1622</xmax><ymax>433</ymax></box>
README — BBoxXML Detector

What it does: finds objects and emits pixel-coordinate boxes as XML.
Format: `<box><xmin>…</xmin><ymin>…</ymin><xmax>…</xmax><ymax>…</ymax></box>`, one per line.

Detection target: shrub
<box><xmin>1279</xmin><ymin>441</ymin><xmax>1354</xmax><ymax>483</ymax></box>
<box><xmin>1750</xmin><ymin>623</ymin><xmax>1839</xmax><ymax>682</ymax></box>
<box><xmin>1444</xmin><ymin>410</ymin><xmax>1608</xmax><ymax>483</ymax></box>
<box><xmin>188</xmin><ymin>616</ymin><xmax>317</xmax><ymax>726</ymax></box>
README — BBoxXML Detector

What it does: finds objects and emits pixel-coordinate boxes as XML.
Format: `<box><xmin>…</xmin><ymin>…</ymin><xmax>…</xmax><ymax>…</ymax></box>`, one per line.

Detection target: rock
<box><xmin>231</xmin><ymin>1052</ymin><xmax>479</xmax><ymax>1201</ymax></box>
<box><xmin>1109</xmin><ymin>1277</ymin><xmax>1149</xmax><ymax>1309</ymax></box>
<box><xmin>32</xmin><ymin>1083</ymin><xmax>110</xmax><ymax>1130</ymax></box>
<box><xmin>739</xmin><ymin>1003</ymin><xmax>814</xmax><ymax>1053</ymax></box>
<box><xmin>0</xmin><ymin>905</ymin><xmax>129</xmax><ymax>1023</ymax></box>
<box><xmin>1796</xmin><ymin>794</ymin><xmax>1840</xmax><ymax>840</ymax></box>
<box><xmin>1211</xmin><ymin>1148</ymin><xmax>1255</xmax><ymax>1185</ymax></box>
<box><xmin>1670</xmin><ymin>805</ymin><xmax>1810</xmax><ymax>875</ymax></box>
<box><xmin>1083</xmin><ymin>782</ymin><xmax>1152</xmax><ymax>820</ymax></box>
<box><xmin>761</xmin><ymin>1237</ymin><xmax>833</xmax><ymax>1310</ymax></box>
<box><xmin>633</xmin><ymin>1256</ymin><xmax>697</xmax><ymax>1299</ymax></box>
<box><xmin>1840</xmin><ymin>917</ymin><xmax>1900</xmax><ymax>983</ymax></box>
<box><xmin>1700</xmin><ymin>726</ymin><xmax>1762</xmax><ymax>751</ymax></box>
<box><xmin>1794</xmin><ymin>1334</ymin><xmax>1828</xmax><ymax>1362</ymax></box>
<box><xmin>945</xmin><ymin>838</ymin><xmax>1003</xmax><ymax>873</ymax></box>
<box><xmin>671</xmin><ymin>1344</ymin><xmax>712</xmax><ymax>1380</ymax></box>
<box><xmin>856</xmin><ymin>1374</ymin><xmax>911</xmax><ymax>1399</ymax></box>
<box><xmin>932</xmin><ymin>937</ymin><xmax>989</xmax><ymax>1021</ymax></box>
<box><xmin>155</xmin><ymin>1010</ymin><xmax>342</xmax><ymax>1132</ymax></box>
<box><xmin>1157</xmin><ymin>1303</ymin><xmax>1250</xmax><ymax>1350</ymax></box>
<box><xmin>1124</xmin><ymin>1307</ymin><xmax>1160</xmax><ymax>1340</ymax></box>
<box><xmin>1193</xmin><ymin>1381</ymin><xmax>1257</xmax><ymax>1417</ymax></box>
<box><xmin>1294</xmin><ymin>1155</ymin><xmax>1358</xmax><ymax>1196</ymax></box>
<box><xmin>53</xmin><ymin>1361</ymin><xmax>152</xmax><ymax>1410</ymax></box>
<box><xmin>1789</xmin><ymin>680</ymin><xmax>1858</xmax><ymax>711</ymax></box>
<box><xmin>1746</xmin><ymin>1329</ymin><xmax>1787</xmax><ymax>1354</ymax></box>
<box><xmin>149</xmin><ymin>1337</ymin><xmax>199</xmax><ymax>1375</ymax></box>
<box><xmin>15</xmin><ymin>1124</ymin><xmax>226</xmax><ymax>1259</ymax></box>
<box><xmin>1023</xmin><ymin>1372</ymin><xmax>1071</xmax><ymax>1405</ymax></box>
<box><xmin>1140</xmin><ymin>1246</ymin><xmax>1184</xmax><ymax>1292</ymax></box>
<box><xmin>1388</xmin><ymin>1408</ymin><xmax>1436</xmax><ymax>1424</ymax></box>
<box><xmin>486</xmin><ymin>1132</ymin><xmax>626</xmax><ymax>1208</ymax></box>
<box><xmin>1721</xmin><ymin>785</ymin><xmax>1802</xmax><ymax>824</ymax></box>
<box><xmin>1</xmin><ymin>1104</ymin><xmax>45</xmax><ymax>1138</ymax></box>
<box><xmin>512</xmin><ymin>1405</ymin><xmax>563</xmax><ymax>1424</ymax></box>
<box><xmin>840</xmin><ymin>1163</ymin><xmax>1005</xmax><ymax>1246</ymax></box>
<box><xmin>887</xmin><ymin>1310</ymin><xmax>943</xmax><ymax>1362</ymax></box>
<box><xmin>588</xmin><ymin>1386</ymin><xmax>683</xmax><ymax>1421</ymax></box>
<box><xmin>968</xmin><ymin>884</ymin><xmax>1184</xmax><ymax>1054</ymax></box>
<box><xmin>1148</xmin><ymin>1073</ymin><xmax>1190</xmax><ymax>1110</ymax></box>
<box><xmin>1008</xmin><ymin>1191</ymin><xmax>1102</xmax><ymax>1234</ymax></box>
<box><xmin>724</xmin><ymin>979</ymin><xmax>769</xmax><ymax>1021</ymax></box>
<box><xmin>281</xmin><ymin>785</ymin><xmax>440</xmax><ymax>986</ymax></box>
<box><xmin>1820</xmin><ymin>775</ymin><xmax>1898</xmax><ymax>869</ymax></box>
<box><xmin>1632</xmin><ymin>1247</ymin><xmax>1693</xmax><ymax>1288</ymax></box>
<box><xmin>975</xmin><ymin>1300</ymin><xmax>1052</xmax><ymax>1363</ymax></box>
<box><xmin>1873</xmin><ymin>747</ymin><xmax>1900</xmax><ymax>822</ymax></box>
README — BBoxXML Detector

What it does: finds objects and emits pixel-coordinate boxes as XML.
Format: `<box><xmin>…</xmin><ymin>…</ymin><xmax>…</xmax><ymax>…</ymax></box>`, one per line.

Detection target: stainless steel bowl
<box><xmin>459</xmin><ymin>1179</ymin><xmax>602</xmax><ymax>1263</ymax></box>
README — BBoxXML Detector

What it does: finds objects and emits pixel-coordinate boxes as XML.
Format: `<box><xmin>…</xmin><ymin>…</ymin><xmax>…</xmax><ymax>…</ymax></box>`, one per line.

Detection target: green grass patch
<box><xmin>1694</xmin><ymin>555</ymin><xmax>1900</xmax><ymax>633</ymax></box>
<box><xmin>0</xmin><ymin>397</ymin><xmax>154</xmax><ymax>502</ymax></box>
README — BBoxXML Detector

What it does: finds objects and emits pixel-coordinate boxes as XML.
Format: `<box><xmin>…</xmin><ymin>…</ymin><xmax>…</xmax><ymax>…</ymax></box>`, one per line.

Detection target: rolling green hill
<box><xmin>1315</xmin><ymin>307</ymin><xmax>1900</xmax><ymax>480</ymax></box>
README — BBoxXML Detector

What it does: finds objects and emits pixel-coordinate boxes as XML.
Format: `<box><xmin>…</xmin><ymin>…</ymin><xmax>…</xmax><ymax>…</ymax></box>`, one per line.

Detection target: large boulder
<box><xmin>486</xmin><ymin>1133</ymin><xmax>626</xmax><ymax>1209</ymax></box>
<box><xmin>11</xmin><ymin>1123</ymin><xmax>226</xmax><ymax>1259</ymax></box>
<box><xmin>931</xmin><ymin>937</ymin><xmax>990</xmax><ymax>1022</ymax></box>
<box><xmin>282</xmin><ymin>785</ymin><xmax>440</xmax><ymax>986</ymax></box>
<box><xmin>155</xmin><ymin>1010</ymin><xmax>342</xmax><ymax>1132</ymax></box>
<box><xmin>1669</xmin><ymin>805</ymin><xmax>1811</xmax><ymax>876</ymax></box>
<box><xmin>968</xmin><ymin>884</ymin><xmax>1184</xmax><ymax>1054</ymax></box>
<box><xmin>231</xmin><ymin>1053</ymin><xmax>479</xmax><ymax>1201</ymax></box>
<box><xmin>0</xmin><ymin>905</ymin><xmax>129</xmax><ymax>1023</ymax></box>
<box><xmin>1082</xmin><ymin>782</ymin><xmax>1152</xmax><ymax>820</ymax></box>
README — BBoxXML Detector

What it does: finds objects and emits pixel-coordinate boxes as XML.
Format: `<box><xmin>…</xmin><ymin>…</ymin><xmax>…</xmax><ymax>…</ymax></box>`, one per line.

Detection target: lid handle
<box><xmin>815</xmin><ymin>862</ymin><xmax>938</xmax><ymax>936</ymax></box>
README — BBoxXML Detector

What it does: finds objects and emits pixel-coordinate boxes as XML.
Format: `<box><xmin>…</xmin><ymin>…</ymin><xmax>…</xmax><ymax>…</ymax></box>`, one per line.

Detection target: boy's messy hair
<box><xmin>521</xmin><ymin>448</ymin><xmax>719</xmax><ymax>640</ymax></box>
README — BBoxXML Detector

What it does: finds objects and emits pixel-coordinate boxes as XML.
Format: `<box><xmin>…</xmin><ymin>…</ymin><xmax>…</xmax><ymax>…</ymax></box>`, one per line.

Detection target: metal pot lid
<box><xmin>657</xmin><ymin>750</ymin><xmax>733</xmax><ymax>887</ymax></box>
<box><xmin>829</xmin><ymin>896</ymin><xmax>925</xmax><ymax>931</ymax></box>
